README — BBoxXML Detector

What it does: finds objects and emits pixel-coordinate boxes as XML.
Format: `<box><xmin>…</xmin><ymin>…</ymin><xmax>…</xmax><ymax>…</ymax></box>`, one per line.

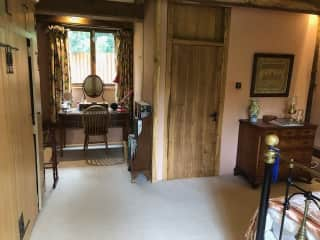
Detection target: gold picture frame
<box><xmin>250</xmin><ymin>53</ymin><xmax>294</xmax><ymax>97</ymax></box>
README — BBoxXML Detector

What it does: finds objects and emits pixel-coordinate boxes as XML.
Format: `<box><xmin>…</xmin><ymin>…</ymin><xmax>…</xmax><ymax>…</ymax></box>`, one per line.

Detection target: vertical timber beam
<box><xmin>306</xmin><ymin>16</ymin><xmax>320</xmax><ymax>123</ymax></box>
<box><xmin>152</xmin><ymin>0</ymin><xmax>168</xmax><ymax>182</ymax></box>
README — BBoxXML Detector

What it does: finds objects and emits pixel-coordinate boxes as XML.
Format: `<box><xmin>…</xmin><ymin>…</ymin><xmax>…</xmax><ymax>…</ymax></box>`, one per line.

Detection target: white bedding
<box><xmin>264</xmin><ymin>194</ymin><xmax>320</xmax><ymax>240</ymax></box>
<box><xmin>245</xmin><ymin>192</ymin><xmax>320</xmax><ymax>240</ymax></box>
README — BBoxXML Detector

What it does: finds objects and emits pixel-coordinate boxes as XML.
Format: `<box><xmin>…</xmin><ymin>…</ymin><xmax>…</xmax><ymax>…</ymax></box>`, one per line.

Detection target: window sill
<box><xmin>71</xmin><ymin>84</ymin><xmax>115</xmax><ymax>89</ymax></box>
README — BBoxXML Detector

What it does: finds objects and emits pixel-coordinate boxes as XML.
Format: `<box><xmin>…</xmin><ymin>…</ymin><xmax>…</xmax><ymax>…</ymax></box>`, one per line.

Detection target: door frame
<box><xmin>27</xmin><ymin>36</ymin><xmax>44</xmax><ymax>209</ymax></box>
<box><xmin>163</xmin><ymin>3</ymin><xmax>231</xmax><ymax>179</ymax></box>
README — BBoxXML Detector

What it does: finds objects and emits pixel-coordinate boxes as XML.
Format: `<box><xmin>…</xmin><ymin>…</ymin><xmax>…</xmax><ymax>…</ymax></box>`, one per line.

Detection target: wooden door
<box><xmin>9</xmin><ymin>32</ymin><xmax>39</xmax><ymax>240</ymax></box>
<box><xmin>0</xmin><ymin>29</ymin><xmax>20</xmax><ymax>240</ymax></box>
<box><xmin>0</xmin><ymin>0</ymin><xmax>39</xmax><ymax>239</ymax></box>
<box><xmin>167</xmin><ymin>4</ymin><xmax>228</xmax><ymax>179</ymax></box>
<box><xmin>0</xmin><ymin>30</ymin><xmax>38</xmax><ymax>240</ymax></box>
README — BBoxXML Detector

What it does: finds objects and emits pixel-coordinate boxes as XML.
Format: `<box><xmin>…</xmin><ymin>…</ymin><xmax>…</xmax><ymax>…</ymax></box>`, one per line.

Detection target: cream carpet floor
<box><xmin>31</xmin><ymin>163</ymin><xmax>320</xmax><ymax>240</ymax></box>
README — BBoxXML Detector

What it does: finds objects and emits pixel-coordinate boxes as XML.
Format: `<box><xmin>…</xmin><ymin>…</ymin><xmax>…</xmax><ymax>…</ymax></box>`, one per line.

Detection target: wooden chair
<box><xmin>43</xmin><ymin>121</ymin><xmax>59</xmax><ymax>189</ymax></box>
<box><xmin>82</xmin><ymin>105</ymin><xmax>110</xmax><ymax>152</ymax></box>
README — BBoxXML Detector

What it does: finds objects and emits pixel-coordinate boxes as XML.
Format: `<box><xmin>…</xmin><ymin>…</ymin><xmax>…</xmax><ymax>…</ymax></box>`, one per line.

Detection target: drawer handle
<box><xmin>303</xmin><ymin>131</ymin><xmax>312</xmax><ymax>135</ymax></box>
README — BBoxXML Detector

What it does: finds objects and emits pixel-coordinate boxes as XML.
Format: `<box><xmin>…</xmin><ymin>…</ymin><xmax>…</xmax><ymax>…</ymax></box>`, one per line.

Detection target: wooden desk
<box><xmin>58</xmin><ymin>108</ymin><xmax>130</xmax><ymax>156</ymax></box>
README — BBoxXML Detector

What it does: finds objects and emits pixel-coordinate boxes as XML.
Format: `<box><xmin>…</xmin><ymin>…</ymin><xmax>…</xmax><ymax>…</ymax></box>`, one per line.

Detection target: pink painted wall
<box><xmin>219</xmin><ymin>8</ymin><xmax>318</xmax><ymax>175</ymax></box>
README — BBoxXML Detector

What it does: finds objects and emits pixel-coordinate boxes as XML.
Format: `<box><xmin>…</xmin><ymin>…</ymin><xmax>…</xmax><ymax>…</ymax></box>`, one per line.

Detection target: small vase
<box><xmin>248</xmin><ymin>99</ymin><xmax>260</xmax><ymax>123</ymax></box>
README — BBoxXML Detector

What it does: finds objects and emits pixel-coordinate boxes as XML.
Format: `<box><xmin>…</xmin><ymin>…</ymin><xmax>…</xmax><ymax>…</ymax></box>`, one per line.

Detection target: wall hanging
<box><xmin>250</xmin><ymin>53</ymin><xmax>294</xmax><ymax>97</ymax></box>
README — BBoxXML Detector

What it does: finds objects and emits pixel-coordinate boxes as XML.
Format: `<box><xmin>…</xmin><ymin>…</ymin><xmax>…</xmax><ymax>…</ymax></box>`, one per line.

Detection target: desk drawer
<box><xmin>278</xmin><ymin>137</ymin><xmax>313</xmax><ymax>150</ymax></box>
<box><xmin>60</xmin><ymin>115</ymin><xmax>82</xmax><ymax>128</ymax></box>
<box><xmin>279</xmin><ymin>129</ymin><xmax>297</xmax><ymax>137</ymax></box>
<box><xmin>298</xmin><ymin>129</ymin><xmax>315</xmax><ymax>137</ymax></box>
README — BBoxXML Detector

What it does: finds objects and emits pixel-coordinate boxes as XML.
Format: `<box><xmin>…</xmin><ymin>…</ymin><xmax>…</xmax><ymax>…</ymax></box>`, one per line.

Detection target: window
<box><xmin>69</xmin><ymin>31</ymin><xmax>91</xmax><ymax>84</ymax></box>
<box><xmin>68</xmin><ymin>30</ymin><xmax>116</xmax><ymax>85</ymax></box>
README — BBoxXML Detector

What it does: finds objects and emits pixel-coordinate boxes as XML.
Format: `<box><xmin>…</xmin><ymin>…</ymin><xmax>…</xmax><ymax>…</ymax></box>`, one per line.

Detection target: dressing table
<box><xmin>58</xmin><ymin>75</ymin><xmax>130</xmax><ymax>156</ymax></box>
<box><xmin>58</xmin><ymin>108</ymin><xmax>129</xmax><ymax>156</ymax></box>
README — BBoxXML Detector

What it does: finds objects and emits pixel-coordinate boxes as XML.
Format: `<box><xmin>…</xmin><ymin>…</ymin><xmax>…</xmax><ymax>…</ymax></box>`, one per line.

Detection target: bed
<box><xmin>245</xmin><ymin>192</ymin><xmax>320</xmax><ymax>240</ymax></box>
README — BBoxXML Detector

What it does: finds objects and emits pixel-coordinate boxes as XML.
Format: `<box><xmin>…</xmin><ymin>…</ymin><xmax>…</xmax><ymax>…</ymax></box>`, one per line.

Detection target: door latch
<box><xmin>18</xmin><ymin>213</ymin><xmax>30</xmax><ymax>240</ymax></box>
<box><xmin>210</xmin><ymin>112</ymin><xmax>218</xmax><ymax>122</ymax></box>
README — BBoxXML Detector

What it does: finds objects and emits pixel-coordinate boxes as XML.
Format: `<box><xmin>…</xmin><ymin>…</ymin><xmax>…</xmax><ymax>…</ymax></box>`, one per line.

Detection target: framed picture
<box><xmin>250</xmin><ymin>53</ymin><xmax>294</xmax><ymax>97</ymax></box>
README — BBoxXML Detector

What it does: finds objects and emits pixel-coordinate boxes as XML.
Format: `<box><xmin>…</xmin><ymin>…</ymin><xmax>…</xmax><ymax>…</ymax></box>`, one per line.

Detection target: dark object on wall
<box><xmin>4</xmin><ymin>0</ymin><xmax>11</xmax><ymax>15</ymax></box>
<box><xmin>110</xmin><ymin>102</ymin><xmax>118</xmax><ymax>111</ymax></box>
<box><xmin>0</xmin><ymin>43</ymin><xmax>19</xmax><ymax>74</ymax></box>
<box><xmin>0</xmin><ymin>0</ymin><xmax>5</xmax><ymax>16</ymax></box>
<box><xmin>128</xmin><ymin>101</ymin><xmax>153</xmax><ymax>183</ymax></box>
<box><xmin>250</xmin><ymin>53</ymin><xmax>294</xmax><ymax>97</ymax></box>
<box><xmin>235</xmin><ymin>119</ymin><xmax>316</xmax><ymax>188</ymax></box>
<box><xmin>235</xmin><ymin>82</ymin><xmax>241</xmax><ymax>89</ymax></box>
<box><xmin>5</xmin><ymin>47</ymin><xmax>13</xmax><ymax>73</ymax></box>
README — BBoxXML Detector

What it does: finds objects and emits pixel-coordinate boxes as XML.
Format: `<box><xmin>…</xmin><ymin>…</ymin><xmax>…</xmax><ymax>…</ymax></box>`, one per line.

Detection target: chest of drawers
<box><xmin>235</xmin><ymin>119</ymin><xmax>317</xmax><ymax>187</ymax></box>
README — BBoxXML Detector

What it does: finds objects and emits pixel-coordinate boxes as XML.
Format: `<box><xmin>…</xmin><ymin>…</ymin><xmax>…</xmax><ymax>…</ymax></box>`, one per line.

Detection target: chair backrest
<box><xmin>82</xmin><ymin>105</ymin><xmax>109</xmax><ymax>136</ymax></box>
<box><xmin>43</xmin><ymin>121</ymin><xmax>57</xmax><ymax>147</ymax></box>
<box><xmin>42</xmin><ymin>121</ymin><xmax>57</xmax><ymax>163</ymax></box>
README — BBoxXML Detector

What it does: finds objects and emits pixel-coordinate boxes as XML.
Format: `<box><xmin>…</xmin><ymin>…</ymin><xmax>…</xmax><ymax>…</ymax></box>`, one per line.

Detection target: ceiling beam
<box><xmin>35</xmin><ymin>14</ymin><xmax>133</xmax><ymax>30</ymax></box>
<box><xmin>35</xmin><ymin>0</ymin><xmax>144</xmax><ymax>21</ymax></box>
<box><xmin>175</xmin><ymin>0</ymin><xmax>320</xmax><ymax>14</ymax></box>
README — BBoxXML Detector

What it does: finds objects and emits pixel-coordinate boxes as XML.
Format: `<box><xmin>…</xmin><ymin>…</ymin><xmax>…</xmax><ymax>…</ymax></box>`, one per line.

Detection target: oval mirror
<box><xmin>83</xmin><ymin>75</ymin><xmax>104</xmax><ymax>98</ymax></box>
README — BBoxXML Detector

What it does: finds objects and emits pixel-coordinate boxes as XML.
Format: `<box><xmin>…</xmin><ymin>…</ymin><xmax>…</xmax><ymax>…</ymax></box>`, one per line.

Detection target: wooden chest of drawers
<box><xmin>235</xmin><ymin>119</ymin><xmax>317</xmax><ymax>187</ymax></box>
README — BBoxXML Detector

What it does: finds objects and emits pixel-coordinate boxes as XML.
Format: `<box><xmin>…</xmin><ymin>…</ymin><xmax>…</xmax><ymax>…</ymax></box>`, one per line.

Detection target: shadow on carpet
<box><xmin>59</xmin><ymin>148</ymin><xmax>125</xmax><ymax>167</ymax></box>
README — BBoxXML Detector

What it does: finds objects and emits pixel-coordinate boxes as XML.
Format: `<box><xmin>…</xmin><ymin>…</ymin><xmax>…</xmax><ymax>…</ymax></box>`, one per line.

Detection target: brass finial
<box><xmin>264</xmin><ymin>134</ymin><xmax>279</xmax><ymax>164</ymax></box>
<box><xmin>265</xmin><ymin>134</ymin><xmax>279</xmax><ymax>147</ymax></box>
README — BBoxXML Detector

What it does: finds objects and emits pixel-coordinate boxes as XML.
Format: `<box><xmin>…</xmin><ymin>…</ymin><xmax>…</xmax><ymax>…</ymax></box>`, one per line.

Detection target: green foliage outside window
<box><xmin>68</xmin><ymin>31</ymin><xmax>114</xmax><ymax>53</ymax></box>
<box><xmin>95</xmin><ymin>33</ymin><xmax>115</xmax><ymax>53</ymax></box>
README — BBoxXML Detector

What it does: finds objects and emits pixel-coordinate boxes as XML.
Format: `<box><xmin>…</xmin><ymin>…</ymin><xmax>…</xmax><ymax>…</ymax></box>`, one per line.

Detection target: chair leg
<box><xmin>104</xmin><ymin>134</ymin><xmax>108</xmax><ymax>154</ymax></box>
<box><xmin>53</xmin><ymin>168</ymin><xmax>57</xmax><ymax>189</ymax></box>
<box><xmin>86</xmin><ymin>135</ymin><xmax>89</xmax><ymax>151</ymax></box>
<box><xmin>52</xmin><ymin>160</ymin><xmax>59</xmax><ymax>189</ymax></box>
<box><xmin>84</xmin><ymin>135</ymin><xmax>88</xmax><ymax>151</ymax></box>
<box><xmin>44</xmin><ymin>167</ymin><xmax>46</xmax><ymax>184</ymax></box>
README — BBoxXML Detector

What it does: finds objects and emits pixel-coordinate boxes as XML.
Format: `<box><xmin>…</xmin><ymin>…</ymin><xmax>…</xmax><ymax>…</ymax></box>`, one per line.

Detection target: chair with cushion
<box><xmin>82</xmin><ymin>105</ymin><xmax>110</xmax><ymax>152</ymax></box>
<box><xmin>43</xmin><ymin>121</ymin><xmax>59</xmax><ymax>189</ymax></box>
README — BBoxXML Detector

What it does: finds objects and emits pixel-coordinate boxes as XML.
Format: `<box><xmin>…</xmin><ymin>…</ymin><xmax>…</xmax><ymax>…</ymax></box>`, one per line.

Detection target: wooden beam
<box><xmin>35</xmin><ymin>15</ymin><xmax>133</xmax><ymax>30</ymax></box>
<box><xmin>305</xmin><ymin>16</ymin><xmax>320</xmax><ymax>123</ymax></box>
<box><xmin>173</xmin><ymin>0</ymin><xmax>320</xmax><ymax>14</ymax></box>
<box><xmin>172</xmin><ymin>38</ymin><xmax>224</xmax><ymax>47</ymax></box>
<box><xmin>36</xmin><ymin>0</ymin><xmax>144</xmax><ymax>21</ymax></box>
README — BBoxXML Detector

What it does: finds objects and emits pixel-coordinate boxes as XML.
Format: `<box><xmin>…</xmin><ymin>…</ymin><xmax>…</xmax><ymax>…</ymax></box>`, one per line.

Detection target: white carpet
<box><xmin>31</xmin><ymin>164</ymin><xmax>320</xmax><ymax>240</ymax></box>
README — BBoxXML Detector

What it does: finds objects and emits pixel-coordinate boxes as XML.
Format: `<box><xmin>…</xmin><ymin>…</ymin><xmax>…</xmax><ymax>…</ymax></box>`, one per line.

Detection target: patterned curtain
<box><xmin>48</xmin><ymin>25</ymin><xmax>71</xmax><ymax>122</ymax></box>
<box><xmin>115</xmin><ymin>30</ymin><xmax>133</xmax><ymax>115</ymax></box>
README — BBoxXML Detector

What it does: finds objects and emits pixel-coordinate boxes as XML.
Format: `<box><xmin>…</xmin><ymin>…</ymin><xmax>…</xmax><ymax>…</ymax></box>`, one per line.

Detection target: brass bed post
<box><xmin>256</xmin><ymin>134</ymin><xmax>279</xmax><ymax>240</ymax></box>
